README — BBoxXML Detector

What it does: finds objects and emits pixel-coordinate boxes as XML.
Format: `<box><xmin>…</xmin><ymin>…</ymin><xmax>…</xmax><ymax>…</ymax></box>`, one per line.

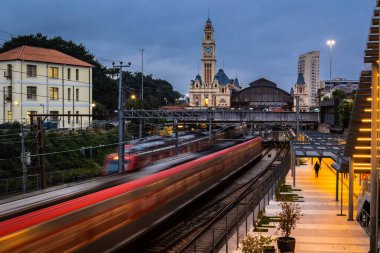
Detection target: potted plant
<box><xmin>241</xmin><ymin>232</ymin><xmax>273</xmax><ymax>253</ymax></box>
<box><xmin>276</xmin><ymin>202</ymin><xmax>302</xmax><ymax>253</ymax></box>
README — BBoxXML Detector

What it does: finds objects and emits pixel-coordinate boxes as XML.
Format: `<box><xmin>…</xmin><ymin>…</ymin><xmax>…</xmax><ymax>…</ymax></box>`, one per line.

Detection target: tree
<box><xmin>277</xmin><ymin>202</ymin><xmax>302</xmax><ymax>238</ymax></box>
<box><xmin>337</xmin><ymin>99</ymin><xmax>353</xmax><ymax>128</ymax></box>
<box><xmin>0</xmin><ymin>34</ymin><xmax>182</xmax><ymax>112</ymax></box>
<box><xmin>332</xmin><ymin>89</ymin><xmax>345</xmax><ymax>100</ymax></box>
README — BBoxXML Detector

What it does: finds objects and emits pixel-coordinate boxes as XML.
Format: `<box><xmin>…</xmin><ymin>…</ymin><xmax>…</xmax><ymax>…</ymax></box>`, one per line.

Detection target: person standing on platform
<box><xmin>314</xmin><ymin>161</ymin><xmax>320</xmax><ymax>178</ymax></box>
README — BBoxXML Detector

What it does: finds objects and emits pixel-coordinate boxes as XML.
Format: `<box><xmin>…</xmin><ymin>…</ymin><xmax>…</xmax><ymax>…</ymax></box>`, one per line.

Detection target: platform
<box><xmin>225</xmin><ymin>158</ymin><xmax>369</xmax><ymax>253</ymax></box>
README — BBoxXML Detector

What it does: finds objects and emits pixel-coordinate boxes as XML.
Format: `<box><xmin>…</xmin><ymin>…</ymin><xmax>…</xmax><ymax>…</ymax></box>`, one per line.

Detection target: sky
<box><xmin>0</xmin><ymin>0</ymin><xmax>375</xmax><ymax>94</ymax></box>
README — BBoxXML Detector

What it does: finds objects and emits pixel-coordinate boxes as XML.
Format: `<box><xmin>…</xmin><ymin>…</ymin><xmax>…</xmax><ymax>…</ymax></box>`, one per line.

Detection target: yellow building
<box><xmin>189</xmin><ymin>18</ymin><xmax>240</xmax><ymax>108</ymax></box>
<box><xmin>0</xmin><ymin>45</ymin><xmax>93</xmax><ymax>128</ymax></box>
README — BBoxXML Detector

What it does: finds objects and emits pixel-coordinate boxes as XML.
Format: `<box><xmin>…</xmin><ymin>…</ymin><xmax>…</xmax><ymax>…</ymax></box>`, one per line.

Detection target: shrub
<box><xmin>241</xmin><ymin>233</ymin><xmax>272</xmax><ymax>253</ymax></box>
<box><xmin>277</xmin><ymin>202</ymin><xmax>302</xmax><ymax>237</ymax></box>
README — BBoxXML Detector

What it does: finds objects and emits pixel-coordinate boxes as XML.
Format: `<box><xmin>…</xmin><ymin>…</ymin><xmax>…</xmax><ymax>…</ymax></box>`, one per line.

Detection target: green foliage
<box><xmin>332</xmin><ymin>89</ymin><xmax>346</xmax><ymax>99</ymax></box>
<box><xmin>322</xmin><ymin>96</ymin><xmax>330</xmax><ymax>101</ymax></box>
<box><xmin>337</xmin><ymin>99</ymin><xmax>353</xmax><ymax>128</ymax></box>
<box><xmin>241</xmin><ymin>233</ymin><xmax>272</xmax><ymax>253</ymax></box>
<box><xmin>0</xmin><ymin>129</ymin><xmax>119</xmax><ymax>180</ymax></box>
<box><xmin>275</xmin><ymin>182</ymin><xmax>304</xmax><ymax>202</ymax></box>
<box><xmin>0</xmin><ymin>33</ymin><xmax>182</xmax><ymax>112</ymax></box>
<box><xmin>276</xmin><ymin>202</ymin><xmax>302</xmax><ymax>237</ymax></box>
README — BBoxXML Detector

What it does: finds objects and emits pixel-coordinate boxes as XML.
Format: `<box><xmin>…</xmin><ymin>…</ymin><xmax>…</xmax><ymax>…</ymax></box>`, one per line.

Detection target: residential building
<box><xmin>0</xmin><ymin>45</ymin><xmax>93</xmax><ymax>127</ymax></box>
<box><xmin>189</xmin><ymin>18</ymin><xmax>240</xmax><ymax>107</ymax></box>
<box><xmin>297</xmin><ymin>51</ymin><xmax>320</xmax><ymax>107</ymax></box>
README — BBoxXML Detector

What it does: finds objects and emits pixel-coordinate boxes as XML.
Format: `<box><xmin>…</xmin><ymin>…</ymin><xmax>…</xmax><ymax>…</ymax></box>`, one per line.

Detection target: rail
<box><xmin>178</xmin><ymin>148</ymin><xmax>290</xmax><ymax>252</ymax></box>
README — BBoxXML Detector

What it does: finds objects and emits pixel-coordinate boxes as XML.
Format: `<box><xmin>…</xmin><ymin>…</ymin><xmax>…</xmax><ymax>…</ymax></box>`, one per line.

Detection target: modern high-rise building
<box><xmin>297</xmin><ymin>51</ymin><xmax>320</xmax><ymax>108</ymax></box>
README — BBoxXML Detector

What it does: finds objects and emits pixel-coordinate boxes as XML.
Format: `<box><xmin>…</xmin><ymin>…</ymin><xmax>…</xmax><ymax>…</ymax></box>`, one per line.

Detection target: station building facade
<box><xmin>189</xmin><ymin>18</ymin><xmax>240</xmax><ymax>108</ymax></box>
<box><xmin>231</xmin><ymin>78</ymin><xmax>293</xmax><ymax>111</ymax></box>
<box><xmin>0</xmin><ymin>46</ymin><xmax>93</xmax><ymax>127</ymax></box>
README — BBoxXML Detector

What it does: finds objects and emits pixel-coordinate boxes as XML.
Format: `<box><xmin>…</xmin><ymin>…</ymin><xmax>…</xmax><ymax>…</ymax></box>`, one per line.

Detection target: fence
<box><xmin>181</xmin><ymin>151</ymin><xmax>290</xmax><ymax>252</ymax></box>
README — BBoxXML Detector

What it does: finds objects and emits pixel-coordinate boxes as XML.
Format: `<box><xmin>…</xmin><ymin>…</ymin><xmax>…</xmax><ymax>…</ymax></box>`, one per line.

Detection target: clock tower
<box><xmin>201</xmin><ymin>18</ymin><xmax>216</xmax><ymax>85</ymax></box>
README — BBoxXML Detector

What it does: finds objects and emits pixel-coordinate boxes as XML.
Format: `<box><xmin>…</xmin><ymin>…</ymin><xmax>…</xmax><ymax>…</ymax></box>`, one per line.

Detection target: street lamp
<box><xmin>40</xmin><ymin>104</ymin><xmax>45</xmax><ymax>114</ymax></box>
<box><xmin>164</xmin><ymin>97</ymin><xmax>168</xmax><ymax>106</ymax></box>
<box><xmin>326</xmin><ymin>39</ymin><xmax>336</xmax><ymax>88</ymax></box>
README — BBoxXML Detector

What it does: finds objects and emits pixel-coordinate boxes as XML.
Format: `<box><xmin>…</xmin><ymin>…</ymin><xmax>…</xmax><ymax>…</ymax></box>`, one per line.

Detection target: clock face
<box><xmin>204</xmin><ymin>47</ymin><xmax>212</xmax><ymax>55</ymax></box>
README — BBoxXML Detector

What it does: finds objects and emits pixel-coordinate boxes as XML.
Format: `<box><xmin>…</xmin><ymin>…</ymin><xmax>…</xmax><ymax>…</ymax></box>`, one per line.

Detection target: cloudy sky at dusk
<box><xmin>0</xmin><ymin>0</ymin><xmax>374</xmax><ymax>94</ymax></box>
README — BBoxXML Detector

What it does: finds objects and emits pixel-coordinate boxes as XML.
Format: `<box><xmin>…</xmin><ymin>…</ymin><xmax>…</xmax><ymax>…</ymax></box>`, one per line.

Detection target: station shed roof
<box><xmin>292</xmin><ymin>131</ymin><xmax>348</xmax><ymax>173</ymax></box>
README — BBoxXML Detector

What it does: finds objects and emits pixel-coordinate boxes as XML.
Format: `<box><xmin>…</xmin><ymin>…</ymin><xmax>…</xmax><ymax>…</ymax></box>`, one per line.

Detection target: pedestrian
<box><xmin>314</xmin><ymin>161</ymin><xmax>320</xmax><ymax>178</ymax></box>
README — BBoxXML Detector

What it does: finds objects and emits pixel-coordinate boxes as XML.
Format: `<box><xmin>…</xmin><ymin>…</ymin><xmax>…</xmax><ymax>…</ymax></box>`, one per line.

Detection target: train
<box><xmin>102</xmin><ymin>127</ymin><xmax>245</xmax><ymax>174</ymax></box>
<box><xmin>0</xmin><ymin>136</ymin><xmax>262</xmax><ymax>253</ymax></box>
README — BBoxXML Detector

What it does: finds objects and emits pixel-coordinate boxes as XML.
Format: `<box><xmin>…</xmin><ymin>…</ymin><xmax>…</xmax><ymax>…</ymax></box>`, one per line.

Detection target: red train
<box><xmin>0</xmin><ymin>136</ymin><xmax>262</xmax><ymax>253</ymax></box>
<box><xmin>103</xmin><ymin>127</ymin><xmax>245</xmax><ymax>174</ymax></box>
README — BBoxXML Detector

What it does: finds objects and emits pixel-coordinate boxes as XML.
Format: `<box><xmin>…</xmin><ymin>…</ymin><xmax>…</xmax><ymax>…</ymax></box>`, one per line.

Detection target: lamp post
<box><xmin>164</xmin><ymin>97</ymin><xmax>168</xmax><ymax>106</ymax></box>
<box><xmin>326</xmin><ymin>39</ymin><xmax>335</xmax><ymax>88</ymax></box>
<box><xmin>40</xmin><ymin>104</ymin><xmax>45</xmax><ymax>114</ymax></box>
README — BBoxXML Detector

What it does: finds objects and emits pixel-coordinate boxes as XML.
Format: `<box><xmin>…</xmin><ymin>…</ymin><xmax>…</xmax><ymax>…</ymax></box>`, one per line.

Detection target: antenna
<box><xmin>208</xmin><ymin>8</ymin><xmax>210</xmax><ymax>19</ymax></box>
<box><xmin>222</xmin><ymin>60</ymin><xmax>224</xmax><ymax>69</ymax></box>
<box><xmin>197</xmin><ymin>62</ymin><xmax>200</xmax><ymax>75</ymax></box>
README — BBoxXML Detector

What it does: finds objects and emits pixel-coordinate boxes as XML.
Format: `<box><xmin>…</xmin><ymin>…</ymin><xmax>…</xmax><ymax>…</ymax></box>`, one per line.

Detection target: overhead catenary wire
<box><xmin>0</xmin><ymin>140</ymin><xmax>126</xmax><ymax>161</ymax></box>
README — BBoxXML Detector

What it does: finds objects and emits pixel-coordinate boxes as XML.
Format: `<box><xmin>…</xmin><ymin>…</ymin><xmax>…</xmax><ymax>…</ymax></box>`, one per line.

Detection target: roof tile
<box><xmin>0</xmin><ymin>46</ymin><xmax>93</xmax><ymax>67</ymax></box>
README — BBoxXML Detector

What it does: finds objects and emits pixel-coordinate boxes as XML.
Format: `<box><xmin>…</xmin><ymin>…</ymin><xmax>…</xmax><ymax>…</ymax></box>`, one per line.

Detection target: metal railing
<box><xmin>358</xmin><ymin>208</ymin><xmax>371</xmax><ymax>234</ymax></box>
<box><xmin>180</xmin><ymin>150</ymin><xmax>290</xmax><ymax>252</ymax></box>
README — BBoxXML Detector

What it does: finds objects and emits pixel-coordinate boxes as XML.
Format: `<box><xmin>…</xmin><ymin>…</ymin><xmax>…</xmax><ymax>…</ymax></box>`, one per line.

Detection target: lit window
<box><xmin>49</xmin><ymin>67</ymin><xmax>59</xmax><ymax>79</ymax></box>
<box><xmin>7</xmin><ymin>111</ymin><xmax>12</xmax><ymax>122</ymax></box>
<box><xmin>27</xmin><ymin>65</ymin><xmax>37</xmax><ymax>77</ymax></box>
<box><xmin>26</xmin><ymin>111</ymin><xmax>37</xmax><ymax>124</ymax></box>
<box><xmin>27</xmin><ymin>86</ymin><xmax>37</xmax><ymax>100</ymax></box>
<box><xmin>49</xmin><ymin>87</ymin><xmax>59</xmax><ymax>100</ymax></box>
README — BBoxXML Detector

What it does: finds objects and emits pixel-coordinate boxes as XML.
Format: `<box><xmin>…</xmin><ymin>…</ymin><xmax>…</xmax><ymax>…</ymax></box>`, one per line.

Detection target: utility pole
<box><xmin>113</xmin><ymin>61</ymin><xmax>131</xmax><ymax>173</ymax></box>
<box><xmin>20</xmin><ymin>120</ymin><xmax>27</xmax><ymax>193</ymax></box>
<box><xmin>139</xmin><ymin>49</ymin><xmax>144</xmax><ymax>139</ymax></box>
<box><xmin>38</xmin><ymin>117</ymin><xmax>47</xmax><ymax>189</ymax></box>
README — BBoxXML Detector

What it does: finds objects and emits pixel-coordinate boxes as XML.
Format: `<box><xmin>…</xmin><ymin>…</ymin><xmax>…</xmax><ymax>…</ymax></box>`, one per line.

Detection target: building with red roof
<box><xmin>0</xmin><ymin>45</ymin><xmax>93</xmax><ymax>127</ymax></box>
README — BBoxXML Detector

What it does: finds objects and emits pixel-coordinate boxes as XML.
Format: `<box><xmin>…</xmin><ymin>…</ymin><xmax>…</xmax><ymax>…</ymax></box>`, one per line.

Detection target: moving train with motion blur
<box><xmin>102</xmin><ymin>127</ymin><xmax>245</xmax><ymax>174</ymax></box>
<box><xmin>0</xmin><ymin>136</ymin><xmax>262</xmax><ymax>253</ymax></box>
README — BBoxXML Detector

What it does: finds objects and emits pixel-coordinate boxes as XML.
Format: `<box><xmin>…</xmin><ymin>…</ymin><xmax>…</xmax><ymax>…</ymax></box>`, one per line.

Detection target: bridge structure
<box><xmin>123</xmin><ymin>109</ymin><xmax>319</xmax><ymax>126</ymax></box>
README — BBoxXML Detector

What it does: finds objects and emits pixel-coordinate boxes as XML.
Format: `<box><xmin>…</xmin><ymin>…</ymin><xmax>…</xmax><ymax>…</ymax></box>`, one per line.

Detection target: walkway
<box><xmin>225</xmin><ymin>158</ymin><xmax>369</xmax><ymax>253</ymax></box>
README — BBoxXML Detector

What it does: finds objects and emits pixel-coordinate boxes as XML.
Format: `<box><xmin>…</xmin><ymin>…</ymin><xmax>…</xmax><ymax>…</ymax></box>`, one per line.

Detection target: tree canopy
<box><xmin>0</xmin><ymin>33</ymin><xmax>182</xmax><ymax>114</ymax></box>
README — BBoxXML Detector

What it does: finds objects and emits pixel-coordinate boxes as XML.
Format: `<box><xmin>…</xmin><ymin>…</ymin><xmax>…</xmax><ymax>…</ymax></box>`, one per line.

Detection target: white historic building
<box><xmin>297</xmin><ymin>51</ymin><xmax>320</xmax><ymax>108</ymax></box>
<box><xmin>189</xmin><ymin>18</ymin><xmax>240</xmax><ymax>108</ymax></box>
<box><xmin>0</xmin><ymin>45</ymin><xmax>93</xmax><ymax>127</ymax></box>
<box><xmin>293</xmin><ymin>73</ymin><xmax>309</xmax><ymax>112</ymax></box>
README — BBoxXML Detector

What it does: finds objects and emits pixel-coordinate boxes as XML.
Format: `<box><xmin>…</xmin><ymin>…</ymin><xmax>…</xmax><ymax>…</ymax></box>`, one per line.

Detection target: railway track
<box><xmin>141</xmin><ymin>146</ymin><xmax>289</xmax><ymax>253</ymax></box>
